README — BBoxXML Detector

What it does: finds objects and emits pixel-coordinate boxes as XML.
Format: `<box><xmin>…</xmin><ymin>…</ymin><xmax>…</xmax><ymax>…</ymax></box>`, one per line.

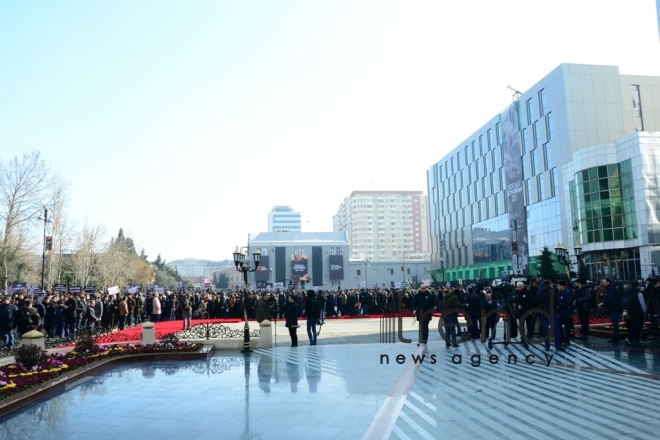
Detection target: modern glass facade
<box><xmin>570</xmin><ymin>160</ymin><xmax>637</xmax><ymax>245</ymax></box>
<box><xmin>427</xmin><ymin>64</ymin><xmax>660</xmax><ymax>284</ymax></box>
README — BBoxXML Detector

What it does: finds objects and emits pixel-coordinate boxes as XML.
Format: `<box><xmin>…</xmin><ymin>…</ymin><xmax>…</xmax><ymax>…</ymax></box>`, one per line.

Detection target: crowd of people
<box><xmin>412</xmin><ymin>276</ymin><xmax>660</xmax><ymax>350</ymax></box>
<box><xmin>2</xmin><ymin>276</ymin><xmax>659</xmax><ymax>351</ymax></box>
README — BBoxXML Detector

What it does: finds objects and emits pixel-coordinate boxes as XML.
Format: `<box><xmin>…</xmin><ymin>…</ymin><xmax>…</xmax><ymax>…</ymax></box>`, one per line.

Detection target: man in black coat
<box><xmin>413</xmin><ymin>284</ymin><xmax>436</xmax><ymax>344</ymax></box>
<box><xmin>535</xmin><ymin>280</ymin><xmax>558</xmax><ymax>350</ymax></box>
<box><xmin>598</xmin><ymin>278</ymin><xmax>621</xmax><ymax>342</ymax></box>
<box><xmin>0</xmin><ymin>296</ymin><xmax>18</xmax><ymax>347</ymax></box>
<box><xmin>63</xmin><ymin>292</ymin><xmax>78</xmax><ymax>337</ymax></box>
<box><xmin>573</xmin><ymin>279</ymin><xmax>591</xmax><ymax>340</ymax></box>
<box><xmin>465</xmin><ymin>288</ymin><xmax>481</xmax><ymax>340</ymax></box>
<box><xmin>304</xmin><ymin>290</ymin><xmax>321</xmax><ymax>345</ymax></box>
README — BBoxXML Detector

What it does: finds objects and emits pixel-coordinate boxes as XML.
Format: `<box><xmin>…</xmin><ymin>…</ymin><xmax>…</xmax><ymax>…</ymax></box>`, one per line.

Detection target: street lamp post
<box><xmin>232</xmin><ymin>245</ymin><xmax>262</xmax><ymax>354</ymax></box>
<box><xmin>554</xmin><ymin>243</ymin><xmax>583</xmax><ymax>279</ymax></box>
<box><xmin>37</xmin><ymin>207</ymin><xmax>54</xmax><ymax>291</ymax></box>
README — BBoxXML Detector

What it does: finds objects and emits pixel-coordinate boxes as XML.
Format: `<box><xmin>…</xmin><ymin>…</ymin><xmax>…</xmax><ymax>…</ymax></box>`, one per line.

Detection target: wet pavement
<box><xmin>3</xmin><ymin>319</ymin><xmax>660</xmax><ymax>439</ymax></box>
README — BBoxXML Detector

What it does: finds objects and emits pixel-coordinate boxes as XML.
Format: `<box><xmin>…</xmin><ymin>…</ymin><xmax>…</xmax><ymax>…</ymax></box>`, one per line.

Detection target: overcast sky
<box><xmin>1</xmin><ymin>1</ymin><xmax>659</xmax><ymax>262</ymax></box>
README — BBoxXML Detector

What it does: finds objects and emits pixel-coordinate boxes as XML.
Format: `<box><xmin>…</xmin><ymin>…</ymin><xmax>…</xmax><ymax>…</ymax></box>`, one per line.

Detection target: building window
<box><xmin>526</xmin><ymin>98</ymin><xmax>534</xmax><ymax>125</ymax></box>
<box><xmin>471</xmin><ymin>140</ymin><xmax>476</xmax><ymax>159</ymax></box>
<box><xmin>479</xmin><ymin>135</ymin><xmax>484</xmax><ymax>156</ymax></box>
<box><xmin>551</xmin><ymin>167</ymin><xmax>559</xmax><ymax>197</ymax></box>
<box><xmin>496</xmin><ymin>122</ymin><xmax>503</xmax><ymax>145</ymax></box>
<box><xmin>631</xmin><ymin>85</ymin><xmax>644</xmax><ymax>131</ymax></box>
<box><xmin>357</xmin><ymin>269</ymin><xmax>361</xmax><ymax>276</ymax></box>
<box><xmin>544</xmin><ymin>143</ymin><xmax>552</xmax><ymax>169</ymax></box>
<box><xmin>546</xmin><ymin>112</ymin><xmax>554</xmax><ymax>140</ymax></box>
<box><xmin>500</xmin><ymin>167</ymin><xmax>506</xmax><ymax>191</ymax></box>
<box><xmin>534</xmin><ymin>121</ymin><xmax>542</xmax><ymax>148</ymax></box>
<box><xmin>532</xmin><ymin>149</ymin><xmax>540</xmax><ymax>175</ymax></box>
<box><xmin>538</xmin><ymin>174</ymin><xmax>545</xmax><ymax>201</ymax></box>
<box><xmin>487</xmin><ymin>128</ymin><xmax>493</xmax><ymax>150</ymax></box>
<box><xmin>539</xmin><ymin>89</ymin><xmax>547</xmax><ymax>116</ymax></box>
<box><xmin>522</xmin><ymin>128</ymin><xmax>529</xmax><ymax>155</ymax></box>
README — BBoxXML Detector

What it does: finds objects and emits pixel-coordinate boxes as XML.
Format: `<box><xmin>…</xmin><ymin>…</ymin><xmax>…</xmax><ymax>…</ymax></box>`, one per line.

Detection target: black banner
<box><xmin>69</xmin><ymin>286</ymin><xmax>82</xmax><ymax>294</ymax></box>
<box><xmin>84</xmin><ymin>286</ymin><xmax>96</xmax><ymax>293</ymax></box>
<box><xmin>290</xmin><ymin>255</ymin><xmax>309</xmax><ymax>281</ymax></box>
<box><xmin>329</xmin><ymin>255</ymin><xmax>344</xmax><ymax>280</ymax></box>
<box><xmin>256</xmin><ymin>281</ymin><xmax>267</xmax><ymax>289</ymax></box>
<box><xmin>275</xmin><ymin>247</ymin><xmax>286</xmax><ymax>284</ymax></box>
<box><xmin>255</xmin><ymin>255</ymin><xmax>270</xmax><ymax>282</ymax></box>
<box><xmin>10</xmin><ymin>282</ymin><xmax>26</xmax><ymax>292</ymax></box>
<box><xmin>54</xmin><ymin>284</ymin><xmax>67</xmax><ymax>292</ymax></box>
<box><xmin>312</xmin><ymin>247</ymin><xmax>323</xmax><ymax>286</ymax></box>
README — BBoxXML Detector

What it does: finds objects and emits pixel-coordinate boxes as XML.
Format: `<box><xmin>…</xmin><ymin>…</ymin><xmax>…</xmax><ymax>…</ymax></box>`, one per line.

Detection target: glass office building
<box><xmin>268</xmin><ymin>206</ymin><xmax>302</xmax><ymax>232</ymax></box>
<box><xmin>427</xmin><ymin>64</ymin><xmax>660</xmax><ymax>283</ymax></box>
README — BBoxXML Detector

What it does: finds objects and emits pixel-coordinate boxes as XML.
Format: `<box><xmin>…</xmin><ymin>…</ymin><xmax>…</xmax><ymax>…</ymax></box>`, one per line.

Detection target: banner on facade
<box><xmin>329</xmin><ymin>255</ymin><xmax>344</xmax><ymax>280</ymax></box>
<box><xmin>255</xmin><ymin>256</ymin><xmax>270</xmax><ymax>282</ymax></box>
<box><xmin>501</xmin><ymin>102</ymin><xmax>529</xmax><ymax>277</ymax></box>
<box><xmin>290</xmin><ymin>255</ymin><xmax>309</xmax><ymax>281</ymax></box>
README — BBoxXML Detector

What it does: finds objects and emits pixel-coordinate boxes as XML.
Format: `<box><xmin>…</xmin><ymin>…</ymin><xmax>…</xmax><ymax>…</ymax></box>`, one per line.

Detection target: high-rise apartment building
<box><xmin>427</xmin><ymin>63</ymin><xmax>660</xmax><ymax>284</ymax></box>
<box><xmin>333</xmin><ymin>191</ymin><xmax>430</xmax><ymax>261</ymax></box>
<box><xmin>268</xmin><ymin>206</ymin><xmax>301</xmax><ymax>232</ymax></box>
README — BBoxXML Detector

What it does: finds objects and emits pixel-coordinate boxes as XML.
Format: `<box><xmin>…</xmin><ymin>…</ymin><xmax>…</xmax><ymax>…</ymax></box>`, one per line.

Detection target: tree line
<box><xmin>0</xmin><ymin>150</ymin><xmax>186</xmax><ymax>292</ymax></box>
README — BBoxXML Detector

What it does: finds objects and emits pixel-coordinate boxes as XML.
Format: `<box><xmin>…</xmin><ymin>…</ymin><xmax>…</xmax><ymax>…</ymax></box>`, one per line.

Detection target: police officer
<box><xmin>413</xmin><ymin>284</ymin><xmax>436</xmax><ymax>344</ymax></box>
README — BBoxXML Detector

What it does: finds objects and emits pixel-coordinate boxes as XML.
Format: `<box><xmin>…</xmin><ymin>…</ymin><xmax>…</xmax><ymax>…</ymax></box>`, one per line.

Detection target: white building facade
<box><xmin>427</xmin><ymin>63</ymin><xmax>660</xmax><ymax>284</ymax></box>
<box><xmin>268</xmin><ymin>206</ymin><xmax>301</xmax><ymax>232</ymax></box>
<box><xmin>333</xmin><ymin>191</ymin><xmax>430</xmax><ymax>261</ymax></box>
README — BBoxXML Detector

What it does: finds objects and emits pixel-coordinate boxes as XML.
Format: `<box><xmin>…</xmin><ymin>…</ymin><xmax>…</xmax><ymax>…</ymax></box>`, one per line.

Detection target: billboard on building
<box><xmin>329</xmin><ymin>255</ymin><xmax>344</xmax><ymax>280</ymax></box>
<box><xmin>290</xmin><ymin>255</ymin><xmax>309</xmax><ymax>281</ymax></box>
<box><xmin>501</xmin><ymin>102</ymin><xmax>529</xmax><ymax>276</ymax></box>
<box><xmin>255</xmin><ymin>255</ymin><xmax>270</xmax><ymax>283</ymax></box>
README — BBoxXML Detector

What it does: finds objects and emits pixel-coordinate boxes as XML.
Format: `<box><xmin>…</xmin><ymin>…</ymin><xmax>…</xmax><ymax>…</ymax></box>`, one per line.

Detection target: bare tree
<box><xmin>73</xmin><ymin>222</ymin><xmax>105</xmax><ymax>288</ymax></box>
<box><xmin>0</xmin><ymin>151</ymin><xmax>56</xmax><ymax>289</ymax></box>
<box><xmin>46</xmin><ymin>174</ymin><xmax>75</xmax><ymax>289</ymax></box>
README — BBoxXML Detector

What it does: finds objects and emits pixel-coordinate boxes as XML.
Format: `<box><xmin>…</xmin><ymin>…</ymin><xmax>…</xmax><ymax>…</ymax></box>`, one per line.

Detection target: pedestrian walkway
<box><xmin>390</xmin><ymin>341</ymin><xmax>660</xmax><ymax>439</ymax></box>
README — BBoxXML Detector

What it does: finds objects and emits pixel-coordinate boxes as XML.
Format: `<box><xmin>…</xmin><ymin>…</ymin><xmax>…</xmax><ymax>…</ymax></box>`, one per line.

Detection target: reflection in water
<box><xmin>257</xmin><ymin>354</ymin><xmax>273</xmax><ymax>393</ymax></box>
<box><xmin>286</xmin><ymin>351</ymin><xmax>301</xmax><ymax>393</ymax></box>
<box><xmin>305</xmin><ymin>355</ymin><xmax>321</xmax><ymax>393</ymax></box>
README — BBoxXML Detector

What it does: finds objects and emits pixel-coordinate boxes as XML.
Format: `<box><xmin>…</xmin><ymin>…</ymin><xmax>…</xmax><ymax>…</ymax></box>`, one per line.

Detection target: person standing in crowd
<box><xmin>465</xmin><ymin>287</ymin><xmax>481</xmax><ymax>340</ymax></box>
<box><xmin>0</xmin><ymin>295</ymin><xmax>18</xmax><ymax>347</ymax></box>
<box><xmin>598</xmin><ymin>278</ymin><xmax>621</xmax><ymax>343</ymax></box>
<box><xmin>118</xmin><ymin>296</ymin><xmax>129</xmax><ymax>330</ymax></box>
<box><xmin>515</xmin><ymin>282</ymin><xmax>534</xmax><ymax>342</ymax></box>
<box><xmin>535</xmin><ymin>280</ymin><xmax>558</xmax><ymax>351</ymax></box>
<box><xmin>624</xmin><ymin>281</ymin><xmax>646</xmax><ymax>346</ymax></box>
<box><xmin>179</xmin><ymin>293</ymin><xmax>192</xmax><ymax>330</ymax></box>
<box><xmin>55</xmin><ymin>300</ymin><xmax>66</xmax><ymax>339</ymax></box>
<box><xmin>256</xmin><ymin>292</ymin><xmax>271</xmax><ymax>323</ymax></box>
<box><xmin>318</xmin><ymin>292</ymin><xmax>327</xmax><ymax>324</ymax></box>
<box><xmin>64</xmin><ymin>292</ymin><xmax>78</xmax><ymax>338</ymax></box>
<box><xmin>413</xmin><ymin>284</ymin><xmax>436</xmax><ymax>344</ymax></box>
<box><xmin>151</xmin><ymin>293</ymin><xmax>161</xmax><ymax>322</ymax></box>
<box><xmin>86</xmin><ymin>299</ymin><xmax>100</xmax><ymax>333</ymax></box>
<box><xmin>284</xmin><ymin>294</ymin><xmax>300</xmax><ymax>347</ymax></box>
<box><xmin>44</xmin><ymin>295</ymin><xmax>56</xmax><ymax>338</ymax></box>
<box><xmin>556</xmin><ymin>280</ymin><xmax>573</xmax><ymax>348</ymax></box>
<box><xmin>574</xmin><ymin>279</ymin><xmax>591</xmax><ymax>340</ymax></box>
<box><xmin>481</xmin><ymin>292</ymin><xmax>499</xmax><ymax>340</ymax></box>
<box><xmin>441</xmin><ymin>288</ymin><xmax>466</xmax><ymax>348</ymax></box>
<box><xmin>304</xmin><ymin>290</ymin><xmax>321</xmax><ymax>345</ymax></box>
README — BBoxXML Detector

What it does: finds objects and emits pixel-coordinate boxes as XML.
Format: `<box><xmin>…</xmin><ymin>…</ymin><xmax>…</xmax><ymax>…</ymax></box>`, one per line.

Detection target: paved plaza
<box><xmin>2</xmin><ymin>318</ymin><xmax>660</xmax><ymax>439</ymax></box>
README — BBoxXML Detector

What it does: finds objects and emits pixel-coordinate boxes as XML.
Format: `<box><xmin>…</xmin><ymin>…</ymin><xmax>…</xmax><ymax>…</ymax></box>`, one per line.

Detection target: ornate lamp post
<box><xmin>554</xmin><ymin>243</ymin><xmax>582</xmax><ymax>279</ymax></box>
<box><xmin>37</xmin><ymin>207</ymin><xmax>54</xmax><ymax>291</ymax></box>
<box><xmin>232</xmin><ymin>245</ymin><xmax>262</xmax><ymax>354</ymax></box>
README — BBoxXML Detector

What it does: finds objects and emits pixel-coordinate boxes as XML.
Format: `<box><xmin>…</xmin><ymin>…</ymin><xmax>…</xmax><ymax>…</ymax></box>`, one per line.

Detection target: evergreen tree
<box><xmin>537</xmin><ymin>246</ymin><xmax>558</xmax><ymax>281</ymax></box>
<box><xmin>217</xmin><ymin>273</ymin><xmax>229</xmax><ymax>289</ymax></box>
<box><xmin>139</xmin><ymin>248</ymin><xmax>148</xmax><ymax>261</ymax></box>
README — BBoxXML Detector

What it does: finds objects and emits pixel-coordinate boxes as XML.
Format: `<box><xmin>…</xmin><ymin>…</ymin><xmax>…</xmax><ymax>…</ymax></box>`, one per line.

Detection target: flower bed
<box><xmin>0</xmin><ymin>341</ymin><xmax>203</xmax><ymax>401</ymax></box>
